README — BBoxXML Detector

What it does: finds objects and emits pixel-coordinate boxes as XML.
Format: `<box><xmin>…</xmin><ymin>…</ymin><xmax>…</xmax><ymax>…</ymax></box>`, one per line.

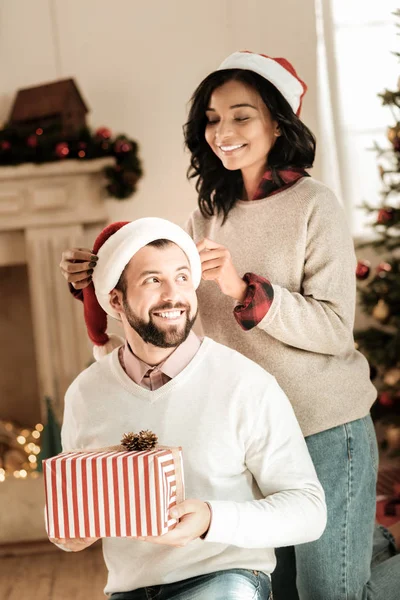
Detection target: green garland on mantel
<box><xmin>0</xmin><ymin>125</ymin><xmax>143</xmax><ymax>199</ymax></box>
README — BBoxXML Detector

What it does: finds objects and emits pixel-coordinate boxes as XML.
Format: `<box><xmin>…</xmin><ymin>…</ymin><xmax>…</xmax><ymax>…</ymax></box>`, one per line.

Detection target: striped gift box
<box><xmin>43</xmin><ymin>447</ymin><xmax>184</xmax><ymax>539</ymax></box>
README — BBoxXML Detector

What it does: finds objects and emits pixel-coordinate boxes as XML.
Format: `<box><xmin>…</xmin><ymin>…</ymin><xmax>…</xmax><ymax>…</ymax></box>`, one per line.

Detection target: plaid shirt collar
<box><xmin>252</xmin><ymin>166</ymin><xmax>309</xmax><ymax>201</ymax></box>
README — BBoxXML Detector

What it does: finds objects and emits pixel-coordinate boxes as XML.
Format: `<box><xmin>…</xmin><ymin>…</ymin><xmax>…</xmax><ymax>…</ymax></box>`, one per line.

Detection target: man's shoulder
<box><xmin>65</xmin><ymin>352</ymin><xmax>115</xmax><ymax>399</ymax></box>
<box><xmin>204</xmin><ymin>337</ymin><xmax>276</xmax><ymax>384</ymax></box>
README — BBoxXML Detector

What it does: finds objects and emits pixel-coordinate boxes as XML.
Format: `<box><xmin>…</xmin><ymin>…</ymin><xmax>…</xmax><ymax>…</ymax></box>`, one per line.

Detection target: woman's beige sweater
<box><xmin>186</xmin><ymin>178</ymin><xmax>376</xmax><ymax>437</ymax></box>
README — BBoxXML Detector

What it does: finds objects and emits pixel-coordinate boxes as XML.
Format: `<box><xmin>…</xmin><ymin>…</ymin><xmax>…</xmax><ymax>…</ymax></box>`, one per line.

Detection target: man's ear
<box><xmin>109</xmin><ymin>288</ymin><xmax>124</xmax><ymax>315</ymax></box>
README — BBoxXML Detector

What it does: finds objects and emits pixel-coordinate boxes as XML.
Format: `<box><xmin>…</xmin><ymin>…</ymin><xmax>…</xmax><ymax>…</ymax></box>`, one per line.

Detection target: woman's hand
<box><xmin>196</xmin><ymin>238</ymin><xmax>247</xmax><ymax>303</ymax></box>
<box><xmin>59</xmin><ymin>248</ymin><xmax>97</xmax><ymax>289</ymax></box>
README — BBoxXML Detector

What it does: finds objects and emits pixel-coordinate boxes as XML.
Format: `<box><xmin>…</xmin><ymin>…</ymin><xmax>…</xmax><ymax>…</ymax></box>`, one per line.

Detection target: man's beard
<box><xmin>122</xmin><ymin>297</ymin><xmax>196</xmax><ymax>348</ymax></box>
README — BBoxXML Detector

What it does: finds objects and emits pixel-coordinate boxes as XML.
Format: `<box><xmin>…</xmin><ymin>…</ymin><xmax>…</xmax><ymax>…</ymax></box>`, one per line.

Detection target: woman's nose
<box><xmin>215</xmin><ymin>120</ymin><xmax>233</xmax><ymax>142</ymax></box>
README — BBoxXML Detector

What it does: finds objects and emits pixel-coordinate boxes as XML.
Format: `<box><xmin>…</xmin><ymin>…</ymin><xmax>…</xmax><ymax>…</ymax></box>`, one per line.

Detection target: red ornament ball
<box><xmin>379</xmin><ymin>391</ymin><xmax>394</xmax><ymax>407</ymax></box>
<box><xmin>96</xmin><ymin>127</ymin><xmax>112</xmax><ymax>140</ymax></box>
<box><xmin>356</xmin><ymin>260</ymin><xmax>370</xmax><ymax>280</ymax></box>
<box><xmin>1</xmin><ymin>140</ymin><xmax>11</xmax><ymax>151</ymax></box>
<box><xmin>377</xmin><ymin>207</ymin><xmax>394</xmax><ymax>224</ymax></box>
<box><xmin>114</xmin><ymin>139</ymin><xmax>132</xmax><ymax>154</ymax></box>
<box><xmin>55</xmin><ymin>142</ymin><xmax>70</xmax><ymax>158</ymax></box>
<box><xmin>27</xmin><ymin>135</ymin><xmax>38</xmax><ymax>148</ymax></box>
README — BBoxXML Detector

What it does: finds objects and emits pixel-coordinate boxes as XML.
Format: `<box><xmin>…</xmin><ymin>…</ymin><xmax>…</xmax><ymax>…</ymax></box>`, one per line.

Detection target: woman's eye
<box><xmin>206</xmin><ymin>119</ymin><xmax>219</xmax><ymax>125</ymax></box>
<box><xmin>235</xmin><ymin>116</ymin><xmax>249</xmax><ymax>122</ymax></box>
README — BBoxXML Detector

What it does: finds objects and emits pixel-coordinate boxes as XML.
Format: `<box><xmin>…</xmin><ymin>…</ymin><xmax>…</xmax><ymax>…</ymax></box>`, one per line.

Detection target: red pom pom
<box><xmin>55</xmin><ymin>142</ymin><xmax>70</xmax><ymax>158</ymax></box>
<box><xmin>356</xmin><ymin>260</ymin><xmax>370</xmax><ymax>280</ymax></box>
<box><xmin>96</xmin><ymin>127</ymin><xmax>112</xmax><ymax>140</ymax></box>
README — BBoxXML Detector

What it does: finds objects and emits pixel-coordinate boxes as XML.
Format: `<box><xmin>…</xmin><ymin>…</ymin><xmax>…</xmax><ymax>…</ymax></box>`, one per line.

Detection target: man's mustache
<box><xmin>150</xmin><ymin>302</ymin><xmax>190</xmax><ymax>313</ymax></box>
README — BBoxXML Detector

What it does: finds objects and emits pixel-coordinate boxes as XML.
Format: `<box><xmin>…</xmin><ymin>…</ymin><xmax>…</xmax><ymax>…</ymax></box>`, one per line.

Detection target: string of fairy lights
<box><xmin>0</xmin><ymin>420</ymin><xmax>43</xmax><ymax>483</ymax></box>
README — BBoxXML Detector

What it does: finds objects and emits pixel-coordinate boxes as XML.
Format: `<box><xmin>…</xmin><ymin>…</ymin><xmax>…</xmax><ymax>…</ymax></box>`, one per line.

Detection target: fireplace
<box><xmin>0</xmin><ymin>157</ymin><xmax>113</xmax><ymax>543</ymax></box>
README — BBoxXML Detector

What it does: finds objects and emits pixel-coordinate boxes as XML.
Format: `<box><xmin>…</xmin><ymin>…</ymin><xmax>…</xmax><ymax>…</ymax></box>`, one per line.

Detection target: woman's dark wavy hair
<box><xmin>184</xmin><ymin>69</ymin><xmax>316</xmax><ymax>222</ymax></box>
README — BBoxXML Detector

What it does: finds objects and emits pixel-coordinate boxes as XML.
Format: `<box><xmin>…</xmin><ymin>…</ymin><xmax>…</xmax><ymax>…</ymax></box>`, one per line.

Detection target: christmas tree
<box><xmin>354</xmin><ymin>17</ymin><xmax>400</xmax><ymax>432</ymax></box>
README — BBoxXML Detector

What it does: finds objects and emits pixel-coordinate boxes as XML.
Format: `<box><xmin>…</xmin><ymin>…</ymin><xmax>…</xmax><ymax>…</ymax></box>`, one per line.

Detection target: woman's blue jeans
<box><xmin>111</xmin><ymin>569</ymin><xmax>271</xmax><ymax>599</ymax></box>
<box><xmin>271</xmin><ymin>415</ymin><xmax>399</xmax><ymax>600</ymax></box>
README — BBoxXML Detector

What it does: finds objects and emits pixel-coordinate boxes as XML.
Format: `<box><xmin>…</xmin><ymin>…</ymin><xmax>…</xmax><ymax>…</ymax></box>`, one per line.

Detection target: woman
<box><xmin>60</xmin><ymin>51</ymin><xmax>399</xmax><ymax>599</ymax></box>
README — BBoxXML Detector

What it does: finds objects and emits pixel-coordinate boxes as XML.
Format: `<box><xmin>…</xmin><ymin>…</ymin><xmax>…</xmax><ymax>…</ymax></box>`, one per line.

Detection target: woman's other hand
<box><xmin>59</xmin><ymin>248</ymin><xmax>97</xmax><ymax>289</ymax></box>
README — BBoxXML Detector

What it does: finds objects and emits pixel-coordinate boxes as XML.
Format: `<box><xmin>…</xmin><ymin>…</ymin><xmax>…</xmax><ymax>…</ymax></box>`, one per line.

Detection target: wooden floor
<box><xmin>0</xmin><ymin>541</ymin><xmax>107</xmax><ymax>600</ymax></box>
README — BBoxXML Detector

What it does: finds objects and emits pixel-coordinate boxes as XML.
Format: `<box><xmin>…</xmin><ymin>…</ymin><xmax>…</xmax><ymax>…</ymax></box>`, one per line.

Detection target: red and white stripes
<box><xmin>44</xmin><ymin>448</ymin><xmax>184</xmax><ymax>539</ymax></box>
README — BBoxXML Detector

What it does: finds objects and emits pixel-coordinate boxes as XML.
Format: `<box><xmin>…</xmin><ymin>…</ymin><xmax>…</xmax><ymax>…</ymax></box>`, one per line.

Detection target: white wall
<box><xmin>0</xmin><ymin>0</ymin><xmax>319</xmax><ymax>226</ymax></box>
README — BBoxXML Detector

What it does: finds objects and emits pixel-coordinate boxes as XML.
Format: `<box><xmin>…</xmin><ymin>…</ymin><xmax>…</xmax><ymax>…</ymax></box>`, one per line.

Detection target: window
<box><xmin>318</xmin><ymin>0</ymin><xmax>399</xmax><ymax>237</ymax></box>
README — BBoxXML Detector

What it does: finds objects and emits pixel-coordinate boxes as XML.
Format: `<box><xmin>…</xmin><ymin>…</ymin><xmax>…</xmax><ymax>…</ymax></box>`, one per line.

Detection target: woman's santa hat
<box><xmin>217</xmin><ymin>51</ymin><xmax>307</xmax><ymax>116</ymax></box>
<box><xmin>83</xmin><ymin>217</ymin><xmax>202</xmax><ymax>361</ymax></box>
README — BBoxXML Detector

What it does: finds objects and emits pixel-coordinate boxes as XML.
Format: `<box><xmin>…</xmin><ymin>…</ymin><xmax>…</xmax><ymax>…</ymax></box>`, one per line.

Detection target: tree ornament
<box><xmin>95</xmin><ymin>127</ymin><xmax>112</xmax><ymax>140</ymax></box>
<box><xmin>55</xmin><ymin>142</ymin><xmax>70</xmax><ymax>158</ymax></box>
<box><xmin>377</xmin><ymin>207</ymin><xmax>394</xmax><ymax>224</ymax></box>
<box><xmin>26</xmin><ymin>135</ymin><xmax>38</xmax><ymax>148</ymax></box>
<box><xmin>379</xmin><ymin>391</ymin><xmax>394</xmax><ymax>407</ymax></box>
<box><xmin>372</xmin><ymin>299</ymin><xmax>390</xmax><ymax>322</ymax></box>
<box><xmin>384</xmin><ymin>367</ymin><xmax>400</xmax><ymax>387</ymax></box>
<box><xmin>356</xmin><ymin>260</ymin><xmax>371</xmax><ymax>280</ymax></box>
<box><xmin>121</xmin><ymin>430</ymin><xmax>158</xmax><ymax>451</ymax></box>
<box><xmin>386</xmin><ymin>424</ymin><xmax>400</xmax><ymax>453</ymax></box>
<box><xmin>1</xmin><ymin>140</ymin><xmax>11</xmax><ymax>151</ymax></box>
<box><xmin>387</xmin><ymin>124</ymin><xmax>400</xmax><ymax>145</ymax></box>
<box><xmin>376</xmin><ymin>262</ymin><xmax>392</xmax><ymax>275</ymax></box>
<box><xmin>114</xmin><ymin>139</ymin><xmax>132</xmax><ymax>154</ymax></box>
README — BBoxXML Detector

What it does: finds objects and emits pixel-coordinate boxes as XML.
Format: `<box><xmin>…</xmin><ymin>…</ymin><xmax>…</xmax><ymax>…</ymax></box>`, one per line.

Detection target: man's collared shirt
<box><xmin>121</xmin><ymin>330</ymin><xmax>201</xmax><ymax>391</ymax></box>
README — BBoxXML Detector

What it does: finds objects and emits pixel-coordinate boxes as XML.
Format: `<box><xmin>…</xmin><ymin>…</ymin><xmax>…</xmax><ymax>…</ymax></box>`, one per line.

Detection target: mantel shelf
<box><xmin>0</xmin><ymin>157</ymin><xmax>115</xmax><ymax>181</ymax></box>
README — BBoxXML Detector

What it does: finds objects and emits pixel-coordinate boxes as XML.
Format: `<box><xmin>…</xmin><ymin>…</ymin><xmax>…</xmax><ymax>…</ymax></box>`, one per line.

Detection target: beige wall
<box><xmin>0</xmin><ymin>0</ymin><xmax>319</xmax><ymax>227</ymax></box>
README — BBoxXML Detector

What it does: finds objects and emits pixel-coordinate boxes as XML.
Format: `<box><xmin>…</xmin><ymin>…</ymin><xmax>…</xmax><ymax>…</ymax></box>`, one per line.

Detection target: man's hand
<box><xmin>196</xmin><ymin>238</ymin><xmax>247</xmax><ymax>302</ymax></box>
<box><xmin>139</xmin><ymin>499</ymin><xmax>211</xmax><ymax>547</ymax></box>
<box><xmin>49</xmin><ymin>537</ymin><xmax>99</xmax><ymax>552</ymax></box>
<box><xmin>59</xmin><ymin>248</ymin><xmax>97</xmax><ymax>289</ymax></box>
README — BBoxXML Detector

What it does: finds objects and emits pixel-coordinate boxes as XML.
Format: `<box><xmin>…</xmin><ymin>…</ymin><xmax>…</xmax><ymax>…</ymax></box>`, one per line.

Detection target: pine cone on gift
<box><xmin>120</xmin><ymin>430</ymin><xmax>158</xmax><ymax>451</ymax></box>
<box><xmin>136</xmin><ymin>430</ymin><xmax>158</xmax><ymax>450</ymax></box>
<box><xmin>121</xmin><ymin>432</ymin><xmax>140</xmax><ymax>451</ymax></box>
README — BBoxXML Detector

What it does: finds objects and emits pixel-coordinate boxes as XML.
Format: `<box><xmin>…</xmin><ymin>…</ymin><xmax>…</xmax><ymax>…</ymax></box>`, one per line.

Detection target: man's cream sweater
<box><xmin>186</xmin><ymin>178</ymin><xmax>376</xmax><ymax>437</ymax></box>
<box><xmin>62</xmin><ymin>339</ymin><xmax>326</xmax><ymax>594</ymax></box>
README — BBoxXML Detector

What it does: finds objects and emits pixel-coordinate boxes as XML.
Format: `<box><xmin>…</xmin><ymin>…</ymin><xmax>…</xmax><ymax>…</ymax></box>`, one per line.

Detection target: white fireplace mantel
<box><xmin>0</xmin><ymin>157</ymin><xmax>115</xmax><ymax>421</ymax></box>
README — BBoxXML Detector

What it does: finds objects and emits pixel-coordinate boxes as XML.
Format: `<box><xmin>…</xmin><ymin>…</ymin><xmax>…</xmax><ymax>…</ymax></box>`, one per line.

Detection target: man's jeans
<box><xmin>111</xmin><ymin>569</ymin><xmax>271</xmax><ymax>599</ymax></box>
<box><xmin>272</xmin><ymin>415</ymin><xmax>399</xmax><ymax>600</ymax></box>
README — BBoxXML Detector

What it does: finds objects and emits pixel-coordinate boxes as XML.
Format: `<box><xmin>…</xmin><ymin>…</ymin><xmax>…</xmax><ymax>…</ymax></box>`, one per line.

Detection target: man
<box><xmin>53</xmin><ymin>218</ymin><xmax>326</xmax><ymax>599</ymax></box>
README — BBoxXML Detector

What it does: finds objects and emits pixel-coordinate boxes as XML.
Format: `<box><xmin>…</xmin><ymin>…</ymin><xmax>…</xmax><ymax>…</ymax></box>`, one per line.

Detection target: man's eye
<box><xmin>177</xmin><ymin>274</ymin><xmax>188</xmax><ymax>282</ymax></box>
<box><xmin>144</xmin><ymin>277</ymin><xmax>159</xmax><ymax>284</ymax></box>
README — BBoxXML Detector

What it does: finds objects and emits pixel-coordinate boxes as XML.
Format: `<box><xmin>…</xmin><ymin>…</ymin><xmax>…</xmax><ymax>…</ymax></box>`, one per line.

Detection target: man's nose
<box><xmin>160</xmin><ymin>280</ymin><xmax>179</xmax><ymax>301</ymax></box>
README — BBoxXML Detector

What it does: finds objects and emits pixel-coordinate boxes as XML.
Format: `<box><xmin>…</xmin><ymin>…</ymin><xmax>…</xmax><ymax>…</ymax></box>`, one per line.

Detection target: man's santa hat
<box><xmin>217</xmin><ymin>51</ymin><xmax>307</xmax><ymax>116</ymax></box>
<box><xmin>83</xmin><ymin>217</ymin><xmax>202</xmax><ymax>361</ymax></box>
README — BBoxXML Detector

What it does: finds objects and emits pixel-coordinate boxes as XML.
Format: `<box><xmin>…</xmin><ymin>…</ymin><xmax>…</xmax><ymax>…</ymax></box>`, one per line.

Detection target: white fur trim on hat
<box><xmin>93</xmin><ymin>334</ymin><xmax>124</xmax><ymax>361</ymax></box>
<box><xmin>92</xmin><ymin>217</ymin><xmax>202</xmax><ymax>320</ymax></box>
<box><xmin>217</xmin><ymin>51</ymin><xmax>305</xmax><ymax>114</ymax></box>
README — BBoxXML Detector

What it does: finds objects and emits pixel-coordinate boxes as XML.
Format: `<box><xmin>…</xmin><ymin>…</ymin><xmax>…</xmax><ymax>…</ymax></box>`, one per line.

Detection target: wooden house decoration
<box><xmin>8</xmin><ymin>78</ymin><xmax>89</xmax><ymax>136</ymax></box>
